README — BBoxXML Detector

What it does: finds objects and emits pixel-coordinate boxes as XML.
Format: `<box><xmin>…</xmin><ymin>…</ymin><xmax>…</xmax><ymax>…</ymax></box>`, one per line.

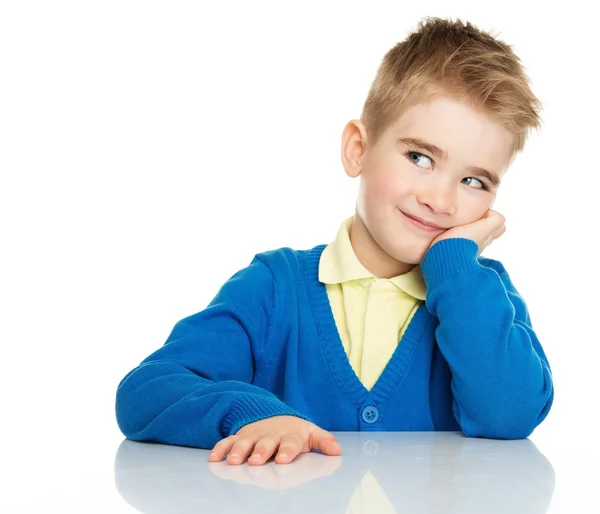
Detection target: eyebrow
<box><xmin>397</xmin><ymin>137</ymin><xmax>502</xmax><ymax>188</ymax></box>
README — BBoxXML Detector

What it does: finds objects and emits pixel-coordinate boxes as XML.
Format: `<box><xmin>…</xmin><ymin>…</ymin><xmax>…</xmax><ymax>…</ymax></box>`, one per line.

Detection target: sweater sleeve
<box><xmin>420</xmin><ymin>238</ymin><xmax>554</xmax><ymax>439</ymax></box>
<box><xmin>115</xmin><ymin>255</ymin><xmax>309</xmax><ymax>449</ymax></box>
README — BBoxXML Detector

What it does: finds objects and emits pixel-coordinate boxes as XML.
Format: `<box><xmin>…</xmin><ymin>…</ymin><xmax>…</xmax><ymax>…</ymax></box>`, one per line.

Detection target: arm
<box><xmin>115</xmin><ymin>256</ymin><xmax>308</xmax><ymax>449</ymax></box>
<box><xmin>421</xmin><ymin>238</ymin><xmax>554</xmax><ymax>439</ymax></box>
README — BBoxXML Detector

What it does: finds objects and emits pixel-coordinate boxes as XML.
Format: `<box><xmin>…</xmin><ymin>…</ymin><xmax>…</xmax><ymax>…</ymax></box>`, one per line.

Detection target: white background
<box><xmin>1</xmin><ymin>1</ymin><xmax>598</xmax><ymax>512</ymax></box>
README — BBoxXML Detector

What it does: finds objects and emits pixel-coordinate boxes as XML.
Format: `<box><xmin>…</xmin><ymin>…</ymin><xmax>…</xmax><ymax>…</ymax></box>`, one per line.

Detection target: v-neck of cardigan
<box><xmin>305</xmin><ymin>245</ymin><xmax>432</xmax><ymax>409</ymax></box>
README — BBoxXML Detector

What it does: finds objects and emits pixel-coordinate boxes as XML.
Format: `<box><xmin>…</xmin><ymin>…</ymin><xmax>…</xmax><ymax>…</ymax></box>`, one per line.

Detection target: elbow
<box><xmin>115</xmin><ymin>405</ymin><xmax>138</xmax><ymax>441</ymax></box>
<box><xmin>461</xmin><ymin>403</ymin><xmax>551</xmax><ymax>440</ymax></box>
<box><xmin>463</xmin><ymin>421</ymin><xmax>534</xmax><ymax>440</ymax></box>
<box><xmin>115</xmin><ymin>377</ymin><xmax>140</xmax><ymax>440</ymax></box>
<box><xmin>459</xmin><ymin>378</ymin><xmax>554</xmax><ymax>440</ymax></box>
<box><xmin>114</xmin><ymin>366</ymin><xmax>153</xmax><ymax>441</ymax></box>
<box><xmin>114</xmin><ymin>360</ymin><xmax>205</xmax><ymax>442</ymax></box>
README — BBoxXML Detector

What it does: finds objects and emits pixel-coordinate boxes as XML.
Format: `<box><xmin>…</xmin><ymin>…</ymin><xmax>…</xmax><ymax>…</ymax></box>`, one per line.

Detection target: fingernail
<box><xmin>278</xmin><ymin>452</ymin><xmax>288</xmax><ymax>459</ymax></box>
<box><xmin>250</xmin><ymin>453</ymin><xmax>261</xmax><ymax>459</ymax></box>
<box><xmin>209</xmin><ymin>452</ymin><xmax>217</xmax><ymax>458</ymax></box>
<box><xmin>229</xmin><ymin>453</ymin><xmax>239</xmax><ymax>460</ymax></box>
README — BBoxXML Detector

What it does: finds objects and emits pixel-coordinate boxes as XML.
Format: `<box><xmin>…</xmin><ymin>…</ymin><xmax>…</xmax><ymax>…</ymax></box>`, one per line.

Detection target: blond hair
<box><xmin>361</xmin><ymin>17</ymin><xmax>542</xmax><ymax>154</ymax></box>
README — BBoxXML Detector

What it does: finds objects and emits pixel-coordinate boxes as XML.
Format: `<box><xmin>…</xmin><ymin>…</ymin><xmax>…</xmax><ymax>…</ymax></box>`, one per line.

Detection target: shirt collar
<box><xmin>319</xmin><ymin>216</ymin><xmax>427</xmax><ymax>300</ymax></box>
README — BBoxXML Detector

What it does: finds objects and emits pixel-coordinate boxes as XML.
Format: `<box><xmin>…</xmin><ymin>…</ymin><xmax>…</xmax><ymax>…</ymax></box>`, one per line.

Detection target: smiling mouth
<box><xmin>400</xmin><ymin>211</ymin><xmax>445</xmax><ymax>232</ymax></box>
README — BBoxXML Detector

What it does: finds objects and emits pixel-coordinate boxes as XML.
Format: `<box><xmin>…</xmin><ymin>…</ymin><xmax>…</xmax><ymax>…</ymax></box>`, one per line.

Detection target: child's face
<box><xmin>343</xmin><ymin>96</ymin><xmax>515</xmax><ymax>273</ymax></box>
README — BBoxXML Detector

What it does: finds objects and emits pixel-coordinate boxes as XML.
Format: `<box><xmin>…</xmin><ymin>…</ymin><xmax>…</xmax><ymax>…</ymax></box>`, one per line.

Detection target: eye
<box><xmin>462</xmin><ymin>177</ymin><xmax>487</xmax><ymax>190</ymax></box>
<box><xmin>407</xmin><ymin>151</ymin><xmax>432</xmax><ymax>168</ymax></box>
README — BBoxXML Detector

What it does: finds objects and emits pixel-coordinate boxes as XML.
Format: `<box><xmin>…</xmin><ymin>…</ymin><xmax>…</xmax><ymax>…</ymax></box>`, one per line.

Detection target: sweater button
<box><xmin>361</xmin><ymin>405</ymin><xmax>379</xmax><ymax>424</ymax></box>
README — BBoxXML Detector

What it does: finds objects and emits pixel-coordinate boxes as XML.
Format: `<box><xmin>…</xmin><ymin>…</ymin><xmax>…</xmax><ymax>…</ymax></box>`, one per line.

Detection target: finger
<box><xmin>472</xmin><ymin>214</ymin><xmax>504</xmax><ymax>246</ymax></box>
<box><xmin>275</xmin><ymin>434</ymin><xmax>305</xmax><ymax>464</ymax></box>
<box><xmin>227</xmin><ymin>436</ymin><xmax>256</xmax><ymax>465</ymax></box>
<box><xmin>248</xmin><ymin>434</ymin><xmax>280</xmax><ymax>466</ymax></box>
<box><xmin>492</xmin><ymin>224</ymin><xmax>506</xmax><ymax>239</ymax></box>
<box><xmin>309</xmin><ymin>429</ymin><xmax>342</xmax><ymax>456</ymax></box>
<box><xmin>485</xmin><ymin>210</ymin><xmax>506</xmax><ymax>229</ymax></box>
<box><xmin>488</xmin><ymin>211</ymin><xmax>506</xmax><ymax>226</ymax></box>
<box><xmin>209</xmin><ymin>436</ymin><xmax>238</xmax><ymax>462</ymax></box>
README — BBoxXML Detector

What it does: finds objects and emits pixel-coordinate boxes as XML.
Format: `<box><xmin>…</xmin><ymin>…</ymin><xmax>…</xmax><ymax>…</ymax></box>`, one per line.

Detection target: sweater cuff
<box><xmin>421</xmin><ymin>238</ymin><xmax>483</xmax><ymax>291</ymax></box>
<box><xmin>221</xmin><ymin>393</ymin><xmax>311</xmax><ymax>437</ymax></box>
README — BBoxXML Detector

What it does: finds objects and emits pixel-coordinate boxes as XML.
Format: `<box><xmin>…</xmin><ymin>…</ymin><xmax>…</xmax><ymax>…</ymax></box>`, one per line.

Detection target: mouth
<box><xmin>400</xmin><ymin>210</ymin><xmax>446</xmax><ymax>233</ymax></box>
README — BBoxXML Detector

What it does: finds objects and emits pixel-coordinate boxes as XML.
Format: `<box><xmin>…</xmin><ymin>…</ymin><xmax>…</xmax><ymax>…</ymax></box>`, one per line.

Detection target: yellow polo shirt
<box><xmin>319</xmin><ymin>217</ymin><xmax>427</xmax><ymax>391</ymax></box>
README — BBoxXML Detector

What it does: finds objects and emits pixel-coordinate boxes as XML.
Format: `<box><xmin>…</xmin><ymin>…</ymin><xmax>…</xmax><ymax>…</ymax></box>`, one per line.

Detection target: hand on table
<box><xmin>208</xmin><ymin>415</ymin><xmax>342</xmax><ymax>466</ymax></box>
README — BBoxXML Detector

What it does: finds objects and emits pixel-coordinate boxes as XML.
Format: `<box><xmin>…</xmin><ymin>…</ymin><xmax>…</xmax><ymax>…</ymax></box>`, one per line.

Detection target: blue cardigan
<box><xmin>116</xmin><ymin>238</ymin><xmax>553</xmax><ymax>448</ymax></box>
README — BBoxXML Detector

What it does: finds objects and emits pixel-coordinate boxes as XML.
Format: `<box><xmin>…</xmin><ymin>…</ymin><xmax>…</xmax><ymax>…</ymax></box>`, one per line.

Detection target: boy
<box><xmin>115</xmin><ymin>17</ymin><xmax>553</xmax><ymax>466</ymax></box>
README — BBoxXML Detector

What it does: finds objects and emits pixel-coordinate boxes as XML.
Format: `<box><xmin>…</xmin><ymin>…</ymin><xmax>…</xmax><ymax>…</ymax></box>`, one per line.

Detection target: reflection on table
<box><xmin>114</xmin><ymin>431</ymin><xmax>554</xmax><ymax>514</ymax></box>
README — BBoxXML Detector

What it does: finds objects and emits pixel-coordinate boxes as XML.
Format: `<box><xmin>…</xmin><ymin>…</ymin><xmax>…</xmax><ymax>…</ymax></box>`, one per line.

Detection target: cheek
<box><xmin>365</xmin><ymin>164</ymin><xmax>406</xmax><ymax>203</ymax></box>
<box><xmin>359</xmin><ymin>176</ymin><xmax>400</xmax><ymax>221</ymax></box>
<box><xmin>358</xmin><ymin>152</ymin><xmax>413</xmax><ymax>217</ymax></box>
<box><xmin>457</xmin><ymin>193</ymin><xmax>494</xmax><ymax>223</ymax></box>
<box><xmin>356</xmin><ymin>176</ymin><xmax>394</xmax><ymax>227</ymax></box>
<box><xmin>370</xmin><ymin>175</ymin><xmax>397</xmax><ymax>201</ymax></box>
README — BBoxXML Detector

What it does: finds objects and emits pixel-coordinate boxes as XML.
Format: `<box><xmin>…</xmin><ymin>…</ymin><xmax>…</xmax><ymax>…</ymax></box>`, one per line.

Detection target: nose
<box><xmin>417</xmin><ymin>181</ymin><xmax>457</xmax><ymax>216</ymax></box>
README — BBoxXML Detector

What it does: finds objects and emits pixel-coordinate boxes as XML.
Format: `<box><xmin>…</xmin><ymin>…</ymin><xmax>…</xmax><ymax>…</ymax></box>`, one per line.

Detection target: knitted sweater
<box><xmin>116</xmin><ymin>238</ymin><xmax>553</xmax><ymax>447</ymax></box>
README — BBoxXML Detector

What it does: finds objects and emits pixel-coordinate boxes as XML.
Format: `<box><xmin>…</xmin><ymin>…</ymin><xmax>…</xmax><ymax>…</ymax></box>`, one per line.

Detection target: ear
<box><xmin>341</xmin><ymin>120</ymin><xmax>368</xmax><ymax>178</ymax></box>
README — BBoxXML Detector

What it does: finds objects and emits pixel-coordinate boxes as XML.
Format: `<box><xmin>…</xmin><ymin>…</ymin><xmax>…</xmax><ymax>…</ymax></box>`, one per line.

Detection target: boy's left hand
<box><xmin>429</xmin><ymin>209</ymin><xmax>506</xmax><ymax>255</ymax></box>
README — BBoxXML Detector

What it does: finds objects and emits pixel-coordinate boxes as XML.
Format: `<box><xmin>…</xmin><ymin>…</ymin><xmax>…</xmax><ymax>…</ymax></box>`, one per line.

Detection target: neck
<box><xmin>349</xmin><ymin>212</ymin><xmax>415</xmax><ymax>278</ymax></box>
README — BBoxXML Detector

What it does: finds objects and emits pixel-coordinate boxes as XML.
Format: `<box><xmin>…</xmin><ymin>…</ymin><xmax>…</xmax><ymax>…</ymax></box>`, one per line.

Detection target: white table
<box><xmin>114</xmin><ymin>431</ymin><xmax>556</xmax><ymax>513</ymax></box>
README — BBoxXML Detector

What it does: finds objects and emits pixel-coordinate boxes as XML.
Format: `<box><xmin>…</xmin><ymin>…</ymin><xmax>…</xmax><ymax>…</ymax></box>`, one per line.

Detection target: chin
<box><xmin>371</xmin><ymin>226</ymin><xmax>431</xmax><ymax>266</ymax></box>
<box><xmin>389</xmin><ymin>248</ymin><xmax>427</xmax><ymax>266</ymax></box>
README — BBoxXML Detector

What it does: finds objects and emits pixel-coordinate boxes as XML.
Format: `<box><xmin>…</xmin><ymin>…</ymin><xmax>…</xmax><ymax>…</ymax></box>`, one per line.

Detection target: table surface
<box><xmin>114</xmin><ymin>431</ymin><xmax>557</xmax><ymax>514</ymax></box>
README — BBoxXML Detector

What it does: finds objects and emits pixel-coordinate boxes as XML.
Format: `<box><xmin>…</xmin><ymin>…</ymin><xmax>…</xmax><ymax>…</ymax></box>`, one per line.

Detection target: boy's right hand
<box><xmin>208</xmin><ymin>415</ymin><xmax>342</xmax><ymax>466</ymax></box>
